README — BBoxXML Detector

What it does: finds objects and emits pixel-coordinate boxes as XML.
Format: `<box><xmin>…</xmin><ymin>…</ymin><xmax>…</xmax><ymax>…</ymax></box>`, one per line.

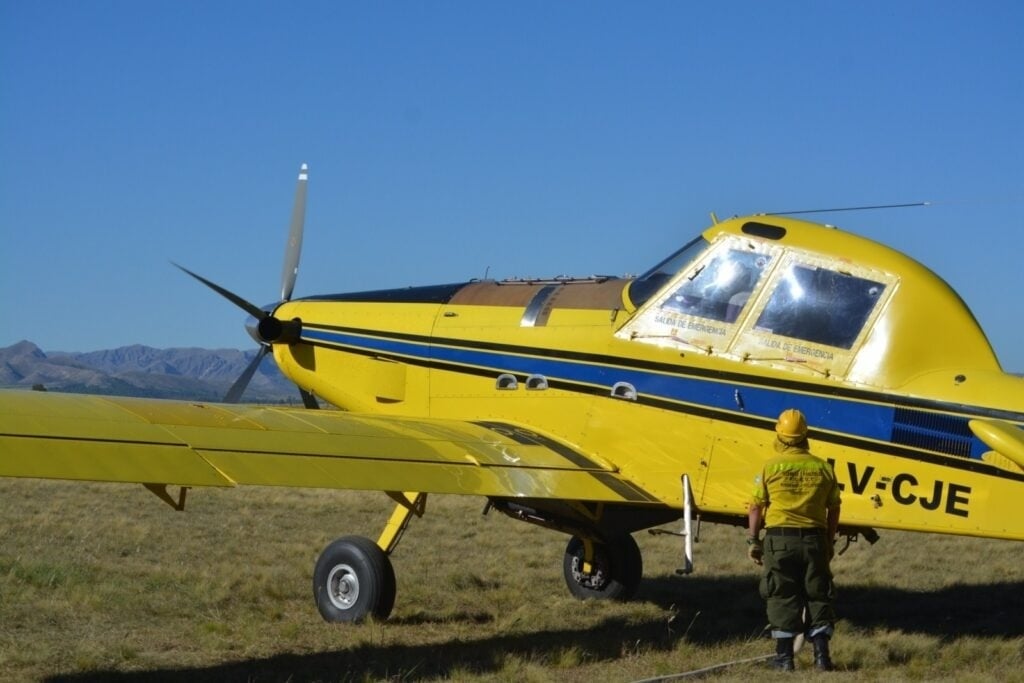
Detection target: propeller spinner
<box><xmin>176</xmin><ymin>163</ymin><xmax>316</xmax><ymax>406</ymax></box>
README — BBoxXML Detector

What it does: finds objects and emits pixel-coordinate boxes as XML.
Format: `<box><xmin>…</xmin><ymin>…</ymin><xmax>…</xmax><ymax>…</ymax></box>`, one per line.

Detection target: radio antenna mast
<box><xmin>761</xmin><ymin>202</ymin><xmax>930</xmax><ymax>216</ymax></box>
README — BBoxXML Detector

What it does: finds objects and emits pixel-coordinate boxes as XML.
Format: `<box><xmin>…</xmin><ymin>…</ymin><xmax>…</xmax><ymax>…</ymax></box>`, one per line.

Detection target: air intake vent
<box><xmin>742</xmin><ymin>222</ymin><xmax>787</xmax><ymax>240</ymax></box>
<box><xmin>891</xmin><ymin>408</ymin><xmax>973</xmax><ymax>457</ymax></box>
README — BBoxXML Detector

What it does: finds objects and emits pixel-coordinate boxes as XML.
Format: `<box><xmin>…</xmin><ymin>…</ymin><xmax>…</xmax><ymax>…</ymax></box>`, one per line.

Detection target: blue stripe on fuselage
<box><xmin>301</xmin><ymin>326</ymin><xmax>986</xmax><ymax>459</ymax></box>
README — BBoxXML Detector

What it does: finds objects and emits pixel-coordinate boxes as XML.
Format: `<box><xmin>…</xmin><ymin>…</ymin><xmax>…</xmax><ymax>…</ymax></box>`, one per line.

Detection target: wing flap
<box><xmin>0</xmin><ymin>436</ymin><xmax>234</xmax><ymax>486</ymax></box>
<box><xmin>0</xmin><ymin>391</ymin><xmax>660</xmax><ymax>504</ymax></box>
<box><xmin>197</xmin><ymin>451</ymin><xmax>643</xmax><ymax>500</ymax></box>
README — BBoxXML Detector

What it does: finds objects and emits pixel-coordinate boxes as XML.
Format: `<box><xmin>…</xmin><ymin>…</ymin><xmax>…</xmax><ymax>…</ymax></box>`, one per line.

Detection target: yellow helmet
<box><xmin>775</xmin><ymin>409</ymin><xmax>808</xmax><ymax>443</ymax></box>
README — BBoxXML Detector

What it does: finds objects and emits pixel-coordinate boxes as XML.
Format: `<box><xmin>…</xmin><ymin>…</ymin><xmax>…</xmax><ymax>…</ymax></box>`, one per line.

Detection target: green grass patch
<box><xmin>1</xmin><ymin>479</ymin><xmax>1024</xmax><ymax>681</ymax></box>
<box><xmin>2</xmin><ymin>557</ymin><xmax>93</xmax><ymax>590</ymax></box>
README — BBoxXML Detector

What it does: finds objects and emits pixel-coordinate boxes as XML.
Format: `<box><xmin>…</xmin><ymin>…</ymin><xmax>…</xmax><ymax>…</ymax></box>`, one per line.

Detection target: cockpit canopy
<box><xmin>620</xmin><ymin>217</ymin><xmax>999</xmax><ymax>388</ymax></box>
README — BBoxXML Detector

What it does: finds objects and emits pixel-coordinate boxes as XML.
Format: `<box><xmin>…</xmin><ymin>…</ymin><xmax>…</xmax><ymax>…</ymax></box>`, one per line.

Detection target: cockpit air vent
<box><xmin>741</xmin><ymin>222</ymin><xmax>787</xmax><ymax>240</ymax></box>
<box><xmin>891</xmin><ymin>407</ymin><xmax>974</xmax><ymax>458</ymax></box>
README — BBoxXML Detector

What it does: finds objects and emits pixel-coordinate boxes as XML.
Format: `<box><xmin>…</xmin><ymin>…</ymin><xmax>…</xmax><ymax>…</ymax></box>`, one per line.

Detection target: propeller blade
<box><xmin>173</xmin><ymin>263</ymin><xmax>268</xmax><ymax>320</ymax></box>
<box><xmin>280</xmin><ymin>163</ymin><xmax>308</xmax><ymax>302</ymax></box>
<box><xmin>224</xmin><ymin>345</ymin><xmax>269</xmax><ymax>403</ymax></box>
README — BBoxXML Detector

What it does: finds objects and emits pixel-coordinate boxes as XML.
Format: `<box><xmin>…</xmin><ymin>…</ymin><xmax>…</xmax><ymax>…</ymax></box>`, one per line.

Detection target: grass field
<box><xmin>1</xmin><ymin>478</ymin><xmax>1023</xmax><ymax>682</ymax></box>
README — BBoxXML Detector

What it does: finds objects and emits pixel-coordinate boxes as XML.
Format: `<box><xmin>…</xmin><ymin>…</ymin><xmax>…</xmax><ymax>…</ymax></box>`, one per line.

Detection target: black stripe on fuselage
<box><xmin>471</xmin><ymin>420</ymin><xmax>661</xmax><ymax>502</ymax></box>
<box><xmin>301</xmin><ymin>283</ymin><xmax>470</xmax><ymax>304</ymax></box>
<box><xmin>472</xmin><ymin>420</ymin><xmax>602</xmax><ymax>469</ymax></box>
<box><xmin>305</xmin><ymin>321</ymin><xmax>1023</xmax><ymax>422</ymax></box>
<box><xmin>300</xmin><ymin>325</ymin><xmax>1024</xmax><ymax>483</ymax></box>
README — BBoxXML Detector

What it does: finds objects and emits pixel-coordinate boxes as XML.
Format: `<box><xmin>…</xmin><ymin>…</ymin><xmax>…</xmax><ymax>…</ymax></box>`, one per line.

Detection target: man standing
<box><xmin>747</xmin><ymin>409</ymin><xmax>841</xmax><ymax>671</ymax></box>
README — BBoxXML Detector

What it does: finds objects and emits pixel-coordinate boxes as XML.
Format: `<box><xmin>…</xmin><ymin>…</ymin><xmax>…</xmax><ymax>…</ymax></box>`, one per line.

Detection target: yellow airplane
<box><xmin>3</xmin><ymin>165</ymin><xmax>1023</xmax><ymax>623</ymax></box>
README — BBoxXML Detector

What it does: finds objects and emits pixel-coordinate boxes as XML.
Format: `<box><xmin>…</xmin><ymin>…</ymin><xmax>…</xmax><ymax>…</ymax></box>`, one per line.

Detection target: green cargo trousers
<box><xmin>759</xmin><ymin>528</ymin><xmax>836</xmax><ymax>634</ymax></box>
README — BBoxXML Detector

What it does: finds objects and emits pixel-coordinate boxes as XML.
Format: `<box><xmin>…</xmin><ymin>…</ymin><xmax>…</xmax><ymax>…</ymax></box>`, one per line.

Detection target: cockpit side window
<box><xmin>754</xmin><ymin>264</ymin><xmax>885</xmax><ymax>349</ymax></box>
<box><xmin>661</xmin><ymin>249</ymin><xmax>772</xmax><ymax>323</ymax></box>
<box><xmin>628</xmin><ymin>237</ymin><xmax>708</xmax><ymax>308</ymax></box>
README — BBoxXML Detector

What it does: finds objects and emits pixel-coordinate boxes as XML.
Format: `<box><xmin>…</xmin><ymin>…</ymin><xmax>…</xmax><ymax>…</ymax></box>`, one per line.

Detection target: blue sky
<box><xmin>2</xmin><ymin>2</ymin><xmax>1022</xmax><ymax>370</ymax></box>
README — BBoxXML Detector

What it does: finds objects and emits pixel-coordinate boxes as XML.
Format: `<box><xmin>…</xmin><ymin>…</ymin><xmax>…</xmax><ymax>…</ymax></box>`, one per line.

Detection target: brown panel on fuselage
<box><xmin>448</xmin><ymin>281</ymin><xmax>539</xmax><ymax>307</ymax></box>
<box><xmin>448</xmin><ymin>278</ymin><xmax>629</xmax><ymax>310</ymax></box>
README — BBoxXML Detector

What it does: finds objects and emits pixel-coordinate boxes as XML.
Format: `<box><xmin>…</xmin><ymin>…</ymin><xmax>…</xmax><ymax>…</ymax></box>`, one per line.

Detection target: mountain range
<box><xmin>0</xmin><ymin>340</ymin><xmax>298</xmax><ymax>403</ymax></box>
<box><xmin>5</xmin><ymin>340</ymin><xmax>1019</xmax><ymax>405</ymax></box>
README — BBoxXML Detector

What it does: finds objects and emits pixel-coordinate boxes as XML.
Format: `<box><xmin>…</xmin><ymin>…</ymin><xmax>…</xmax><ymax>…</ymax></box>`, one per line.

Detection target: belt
<box><xmin>766</xmin><ymin>527</ymin><xmax>823</xmax><ymax>536</ymax></box>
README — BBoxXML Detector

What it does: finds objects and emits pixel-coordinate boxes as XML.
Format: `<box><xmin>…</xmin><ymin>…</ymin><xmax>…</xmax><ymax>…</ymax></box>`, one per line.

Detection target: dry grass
<box><xmin>1</xmin><ymin>479</ymin><xmax>1023</xmax><ymax>682</ymax></box>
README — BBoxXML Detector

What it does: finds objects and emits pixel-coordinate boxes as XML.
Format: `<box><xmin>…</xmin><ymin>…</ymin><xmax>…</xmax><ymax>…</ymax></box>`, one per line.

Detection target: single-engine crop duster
<box><xmin>3</xmin><ymin>165</ymin><xmax>1022</xmax><ymax>622</ymax></box>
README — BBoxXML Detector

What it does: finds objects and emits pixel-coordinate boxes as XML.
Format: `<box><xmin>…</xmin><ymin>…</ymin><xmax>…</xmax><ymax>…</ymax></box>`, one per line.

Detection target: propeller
<box><xmin>224</xmin><ymin>345</ymin><xmax>270</xmax><ymax>403</ymax></box>
<box><xmin>280</xmin><ymin>163</ymin><xmax>308</xmax><ymax>302</ymax></box>
<box><xmin>176</xmin><ymin>163</ymin><xmax>317</xmax><ymax>406</ymax></box>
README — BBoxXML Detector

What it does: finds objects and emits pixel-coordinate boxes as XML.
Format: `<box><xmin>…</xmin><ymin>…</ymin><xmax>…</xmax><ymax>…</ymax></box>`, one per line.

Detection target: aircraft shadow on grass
<box><xmin>47</xmin><ymin>576</ymin><xmax>1024</xmax><ymax>682</ymax></box>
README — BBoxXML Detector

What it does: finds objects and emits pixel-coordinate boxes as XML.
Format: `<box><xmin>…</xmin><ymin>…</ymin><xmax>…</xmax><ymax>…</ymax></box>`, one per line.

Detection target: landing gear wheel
<box><xmin>313</xmin><ymin>535</ymin><xmax>396</xmax><ymax>623</ymax></box>
<box><xmin>562</xmin><ymin>534</ymin><xmax>642</xmax><ymax>600</ymax></box>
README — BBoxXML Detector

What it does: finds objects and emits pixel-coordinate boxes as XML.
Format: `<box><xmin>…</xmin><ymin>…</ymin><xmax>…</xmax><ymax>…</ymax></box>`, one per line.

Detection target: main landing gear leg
<box><xmin>312</xmin><ymin>491</ymin><xmax>426</xmax><ymax>623</ymax></box>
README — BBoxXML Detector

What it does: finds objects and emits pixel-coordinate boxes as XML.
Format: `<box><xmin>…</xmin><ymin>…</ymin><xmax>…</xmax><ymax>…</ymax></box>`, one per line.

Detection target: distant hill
<box><xmin>5</xmin><ymin>340</ymin><xmax>1018</xmax><ymax>403</ymax></box>
<box><xmin>0</xmin><ymin>340</ymin><xmax>298</xmax><ymax>403</ymax></box>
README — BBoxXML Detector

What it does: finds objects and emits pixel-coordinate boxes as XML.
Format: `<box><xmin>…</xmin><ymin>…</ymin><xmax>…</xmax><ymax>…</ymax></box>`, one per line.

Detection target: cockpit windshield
<box><xmin>628</xmin><ymin>236</ymin><xmax>708</xmax><ymax>308</ymax></box>
<box><xmin>662</xmin><ymin>248</ymin><xmax>772</xmax><ymax>324</ymax></box>
<box><xmin>618</xmin><ymin>225</ymin><xmax>902</xmax><ymax>379</ymax></box>
<box><xmin>754</xmin><ymin>265</ymin><xmax>885</xmax><ymax>350</ymax></box>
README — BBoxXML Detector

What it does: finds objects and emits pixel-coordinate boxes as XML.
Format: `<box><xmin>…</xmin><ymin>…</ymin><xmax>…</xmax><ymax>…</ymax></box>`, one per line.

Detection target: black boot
<box><xmin>812</xmin><ymin>634</ymin><xmax>834</xmax><ymax>671</ymax></box>
<box><xmin>771</xmin><ymin>636</ymin><xmax>795</xmax><ymax>671</ymax></box>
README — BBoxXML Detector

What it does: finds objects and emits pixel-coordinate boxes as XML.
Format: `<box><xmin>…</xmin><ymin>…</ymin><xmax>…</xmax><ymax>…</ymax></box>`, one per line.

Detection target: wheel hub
<box><xmin>326</xmin><ymin>563</ymin><xmax>359</xmax><ymax>610</ymax></box>
<box><xmin>571</xmin><ymin>555</ymin><xmax>608</xmax><ymax>590</ymax></box>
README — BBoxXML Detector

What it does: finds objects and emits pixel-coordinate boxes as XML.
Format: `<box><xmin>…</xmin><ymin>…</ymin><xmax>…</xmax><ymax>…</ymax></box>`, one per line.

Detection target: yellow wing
<box><xmin>0</xmin><ymin>391</ymin><xmax>659</xmax><ymax>504</ymax></box>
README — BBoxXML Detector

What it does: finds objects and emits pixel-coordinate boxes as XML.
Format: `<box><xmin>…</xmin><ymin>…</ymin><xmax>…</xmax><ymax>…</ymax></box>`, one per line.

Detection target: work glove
<box><xmin>747</xmin><ymin>537</ymin><xmax>763</xmax><ymax>565</ymax></box>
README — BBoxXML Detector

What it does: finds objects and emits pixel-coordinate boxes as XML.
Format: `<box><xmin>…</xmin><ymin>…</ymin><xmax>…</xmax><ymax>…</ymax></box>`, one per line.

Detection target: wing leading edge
<box><xmin>0</xmin><ymin>391</ymin><xmax>660</xmax><ymax>504</ymax></box>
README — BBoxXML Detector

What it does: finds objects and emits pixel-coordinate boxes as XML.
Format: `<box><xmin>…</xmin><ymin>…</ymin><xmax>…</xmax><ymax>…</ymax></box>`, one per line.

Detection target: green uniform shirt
<box><xmin>752</xmin><ymin>444</ymin><xmax>841</xmax><ymax>529</ymax></box>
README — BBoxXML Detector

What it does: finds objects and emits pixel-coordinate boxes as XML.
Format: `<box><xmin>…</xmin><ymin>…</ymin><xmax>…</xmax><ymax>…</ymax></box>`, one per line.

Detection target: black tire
<box><xmin>562</xmin><ymin>534</ymin><xmax>643</xmax><ymax>601</ymax></box>
<box><xmin>313</xmin><ymin>535</ymin><xmax>396</xmax><ymax>623</ymax></box>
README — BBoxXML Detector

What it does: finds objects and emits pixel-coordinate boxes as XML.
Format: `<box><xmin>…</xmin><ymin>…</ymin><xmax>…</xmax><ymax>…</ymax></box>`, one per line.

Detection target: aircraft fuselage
<box><xmin>270</xmin><ymin>215</ymin><xmax>1024</xmax><ymax>542</ymax></box>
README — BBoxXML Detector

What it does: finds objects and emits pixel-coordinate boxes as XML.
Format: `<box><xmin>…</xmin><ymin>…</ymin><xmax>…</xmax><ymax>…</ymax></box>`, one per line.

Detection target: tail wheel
<box><xmin>313</xmin><ymin>535</ymin><xmax>396</xmax><ymax>623</ymax></box>
<box><xmin>562</xmin><ymin>534</ymin><xmax>642</xmax><ymax>601</ymax></box>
